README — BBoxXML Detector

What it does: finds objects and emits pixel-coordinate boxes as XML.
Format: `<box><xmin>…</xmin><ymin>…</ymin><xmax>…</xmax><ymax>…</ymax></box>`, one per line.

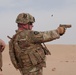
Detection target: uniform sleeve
<box><xmin>32</xmin><ymin>29</ymin><xmax>60</xmax><ymax>43</ymax></box>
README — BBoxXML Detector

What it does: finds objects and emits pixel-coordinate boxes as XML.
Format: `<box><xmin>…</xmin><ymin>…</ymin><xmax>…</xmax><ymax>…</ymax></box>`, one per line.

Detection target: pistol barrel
<box><xmin>59</xmin><ymin>24</ymin><xmax>72</xmax><ymax>28</ymax></box>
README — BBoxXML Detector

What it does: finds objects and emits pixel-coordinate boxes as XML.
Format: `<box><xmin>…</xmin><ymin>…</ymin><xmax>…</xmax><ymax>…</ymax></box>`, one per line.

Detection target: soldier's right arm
<box><xmin>31</xmin><ymin>27</ymin><xmax>65</xmax><ymax>43</ymax></box>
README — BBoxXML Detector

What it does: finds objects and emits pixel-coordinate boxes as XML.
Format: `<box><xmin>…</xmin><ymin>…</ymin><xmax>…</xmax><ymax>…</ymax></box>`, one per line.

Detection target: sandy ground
<box><xmin>1</xmin><ymin>44</ymin><xmax>76</xmax><ymax>75</ymax></box>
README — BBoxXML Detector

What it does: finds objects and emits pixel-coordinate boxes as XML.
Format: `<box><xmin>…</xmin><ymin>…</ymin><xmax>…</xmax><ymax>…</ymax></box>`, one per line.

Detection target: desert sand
<box><xmin>1</xmin><ymin>44</ymin><xmax>76</xmax><ymax>75</ymax></box>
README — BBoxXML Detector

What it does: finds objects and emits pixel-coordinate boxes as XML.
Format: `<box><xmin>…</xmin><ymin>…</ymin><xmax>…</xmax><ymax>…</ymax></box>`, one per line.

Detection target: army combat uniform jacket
<box><xmin>9</xmin><ymin>29</ymin><xmax>60</xmax><ymax>72</ymax></box>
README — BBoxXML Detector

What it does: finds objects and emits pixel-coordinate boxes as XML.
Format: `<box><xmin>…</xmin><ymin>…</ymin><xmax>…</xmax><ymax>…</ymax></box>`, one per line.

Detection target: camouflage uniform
<box><xmin>9</xmin><ymin>13</ymin><xmax>60</xmax><ymax>75</ymax></box>
<box><xmin>0</xmin><ymin>39</ymin><xmax>5</xmax><ymax>71</ymax></box>
<box><xmin>9</xmin><ymin>29</ymin><xmax>60</xmax><ymax>75</ymax></box>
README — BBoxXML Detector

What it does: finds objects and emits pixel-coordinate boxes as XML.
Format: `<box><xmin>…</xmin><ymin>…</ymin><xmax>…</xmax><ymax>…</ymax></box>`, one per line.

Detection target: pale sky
<box><xmin>0</xmin><ymin>0</ymin><xmax>76</xmax><ymax>44</ymax></box>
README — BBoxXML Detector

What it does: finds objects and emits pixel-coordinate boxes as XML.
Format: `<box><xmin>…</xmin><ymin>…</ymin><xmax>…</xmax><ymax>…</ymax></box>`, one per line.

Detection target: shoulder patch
<box><xmin>34</xmin><ymin>31</ymin><xmax>39</xmax><ymax>35</ymax></box>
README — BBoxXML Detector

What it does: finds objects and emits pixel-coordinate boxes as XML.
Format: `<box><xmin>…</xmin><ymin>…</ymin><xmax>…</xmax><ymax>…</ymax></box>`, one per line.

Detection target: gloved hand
<box><xmin>57</xmin><ymin>26</ymin><xmax>66</xmax><ymax>36</ymax></box>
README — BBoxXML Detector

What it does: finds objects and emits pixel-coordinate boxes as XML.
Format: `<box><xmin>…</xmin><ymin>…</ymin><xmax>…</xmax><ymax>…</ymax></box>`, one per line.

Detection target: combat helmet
<box><xmin>16</xmin><ymin>13</ymin><xmax>35</xmax><ymax>24</ymax></box>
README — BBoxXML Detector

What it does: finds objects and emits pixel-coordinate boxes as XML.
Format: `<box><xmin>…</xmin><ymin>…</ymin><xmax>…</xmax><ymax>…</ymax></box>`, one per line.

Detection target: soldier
<box><xmin>8</xmin><ymin>13</ymin><xmax>66</xmax><ymax>75</ymax></box>
<box><xmin>0</xmin><ymin>39</ymin><xmax>5</xmax><ymax>72</ymax></box>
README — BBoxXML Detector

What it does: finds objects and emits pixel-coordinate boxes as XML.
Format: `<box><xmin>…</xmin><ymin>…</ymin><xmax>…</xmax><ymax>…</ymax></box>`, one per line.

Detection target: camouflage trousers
<box><xmin>19</xmin><ymin>67</ymin><xmax>43</xmax><ymax>75</ymax></box>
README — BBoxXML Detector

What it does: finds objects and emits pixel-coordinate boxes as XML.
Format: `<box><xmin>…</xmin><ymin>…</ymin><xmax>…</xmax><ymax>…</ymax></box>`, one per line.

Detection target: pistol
<box><xmin>59</xmin><ymin>24</ymin><xmax>72</xmax><ymax>28</ymax></box>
